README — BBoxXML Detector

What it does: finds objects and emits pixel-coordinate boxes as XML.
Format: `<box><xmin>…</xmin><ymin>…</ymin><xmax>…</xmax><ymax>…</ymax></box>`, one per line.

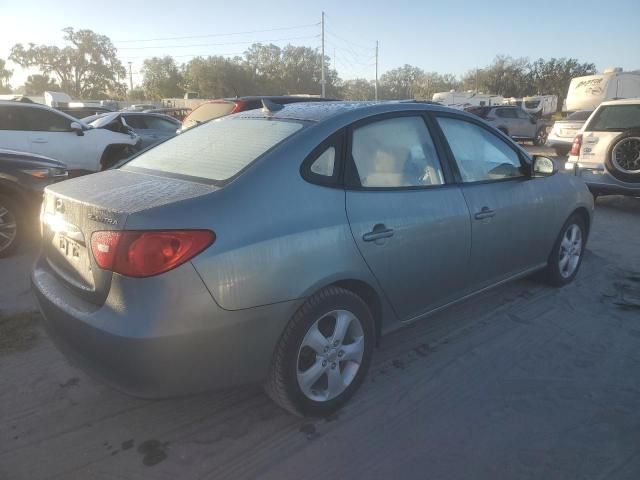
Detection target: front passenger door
<box><xmin>434</xmin><ymin>115</ymin><xmax>552</xmax><ymax>289</ymax></box>
<box><xmin>345</xmin><ymin>114</ymin><xmax>472</xmax><ymax>321</ymax></box>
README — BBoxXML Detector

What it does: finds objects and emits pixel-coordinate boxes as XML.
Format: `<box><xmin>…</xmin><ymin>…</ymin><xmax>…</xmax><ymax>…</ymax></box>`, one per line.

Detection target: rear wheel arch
<box><xmin>330</xmin><ymin>279</ymin><xmax>383</xmax><ymax>341</ymax></box>
<box><xmin>100</xmin><ymin>143</ymin><xmax>136</xmax><ymax>170</ymax></box>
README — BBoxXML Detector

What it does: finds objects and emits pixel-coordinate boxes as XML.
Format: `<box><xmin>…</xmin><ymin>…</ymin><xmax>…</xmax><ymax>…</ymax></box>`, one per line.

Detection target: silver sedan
<box><xmin>32</xmin><ymin>101</ymin><xmax>593</xmax><ymax>416</ymax></box>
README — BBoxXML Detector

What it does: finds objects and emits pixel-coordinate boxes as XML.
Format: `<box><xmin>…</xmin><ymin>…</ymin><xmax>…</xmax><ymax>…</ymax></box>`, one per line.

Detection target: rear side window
<box><xmin>496</xmin><ymin>108</ymin><xmax>517</xmax><ymax>119</ymax></box>
<box><xmin>124</xmin><ymin>115</ymin><xmax>147</xmax><ymax>129</ymax></box>
<box><xmin>185</xmin><ymin>102</ymin><xmax>236</xmax><ymax>125</ymax></box>
<box><xmin>586</xmin><ymin>105</ymin><xmax>640</xmax><ymax>131</ymax></box>
<box><xmin>351</xmin><ymin>116</ymin><xmax>444</xmax><ymax>188</ymax></box>
<box><xmin>125</xmin><ymin>118</ymin><xmax>304</xmax><ymax>182</ymax></box>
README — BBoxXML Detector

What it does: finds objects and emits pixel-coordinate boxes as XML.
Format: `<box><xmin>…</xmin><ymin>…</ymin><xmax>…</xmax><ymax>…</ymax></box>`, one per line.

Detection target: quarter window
<box><xmin>0</xmin><ymin>106</ymin><xmax>26</xmax><ymax>130</ymax></box>
<box><xmin>351</xmin><ymin>116</ymin><xmax>444</xmax><ymax>188</ymax></box>
<box><xmin>310</xmin><ymin>146</ymin><xmax>335</xmax><ymax>177</ymax></box>
<box><xmin>437</xmin><ymin>117</ymin><xmax>524</xmax><ymax>182</ymax></box>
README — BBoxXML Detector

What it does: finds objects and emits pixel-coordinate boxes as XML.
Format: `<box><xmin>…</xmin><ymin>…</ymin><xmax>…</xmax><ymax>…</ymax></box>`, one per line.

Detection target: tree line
<box><xmin>4</xmin><ymin>28</ymin><xmax>596</xmax><ymax>109</ymax></box>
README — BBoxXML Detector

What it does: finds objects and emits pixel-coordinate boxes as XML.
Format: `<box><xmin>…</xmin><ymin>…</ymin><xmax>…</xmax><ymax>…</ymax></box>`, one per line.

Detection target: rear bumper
<box><xmin>573</xmin><ymin>166</ymin><xmax>640</xmax><ymax>196</ymax></box>
<box><xmin>32</xmin><ymin>256</ymin><xmax>299</xmax><ymax>398</ymax></box>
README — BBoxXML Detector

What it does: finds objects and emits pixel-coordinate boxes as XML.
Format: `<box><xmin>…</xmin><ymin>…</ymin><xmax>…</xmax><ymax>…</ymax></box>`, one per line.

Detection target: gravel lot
<box><xmin>1</xmin><ymin>147</ymin><xmax>639</xmax><ymax>480</ymax></box>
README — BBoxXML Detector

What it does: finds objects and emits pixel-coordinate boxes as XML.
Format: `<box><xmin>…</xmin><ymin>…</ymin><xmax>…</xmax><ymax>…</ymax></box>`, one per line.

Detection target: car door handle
<box><xmin>474</xmin><ymin>207</ymin><xmax>496</xmax><ymax>220</ymax></box>
<box><xmin>32</xmin><ymin>138</ymin><xmax>48</xmax><ymax>144</ymax></box>
<box><xmin>363</xmin><ymin>224</ymin><xmax>394</xmax><ymax>242</ymax></box>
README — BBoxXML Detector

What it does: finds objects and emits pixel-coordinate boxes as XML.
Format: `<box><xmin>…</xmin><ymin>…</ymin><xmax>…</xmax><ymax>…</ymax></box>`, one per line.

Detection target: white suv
<box><xmin>0</xmin><ymin>101</ymin><xmax>141</xmax><ymax>174</ymax></box>
<box><xmin>566</xmin><ymin>99</ymin><xmax>640</xmax><ymax>197</ymax></box>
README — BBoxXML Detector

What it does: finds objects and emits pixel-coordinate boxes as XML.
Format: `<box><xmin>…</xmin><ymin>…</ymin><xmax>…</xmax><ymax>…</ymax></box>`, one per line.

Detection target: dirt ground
<box><xmin>1</xmin><ymin>160</ymin><xmax>639</xmax><ymax>479</ymax></box>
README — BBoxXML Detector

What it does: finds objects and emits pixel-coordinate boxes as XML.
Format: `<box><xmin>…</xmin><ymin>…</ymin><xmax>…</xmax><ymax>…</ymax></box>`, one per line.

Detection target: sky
<box><xmin>1</xmin><ymin>0</ymin><xmax>639</xmax><ymax>89</ymax></box>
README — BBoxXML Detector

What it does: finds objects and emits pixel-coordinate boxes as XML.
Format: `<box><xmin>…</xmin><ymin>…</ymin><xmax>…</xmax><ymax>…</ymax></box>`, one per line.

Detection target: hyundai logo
<box><xmin>55</xmin><ymin>199</ymin><xmax>65</xmax><ymax>214</ymax></box>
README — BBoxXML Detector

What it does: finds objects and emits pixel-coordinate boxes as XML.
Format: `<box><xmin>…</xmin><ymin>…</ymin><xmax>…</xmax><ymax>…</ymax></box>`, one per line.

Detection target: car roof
<box><xmin>231</xmin><ymin>100</ymin><xmax>461</xmax><ymax>124</ymax></box>
<box><xmin>599</xmin><ymin>98</ymin><xmax>640</xmax><ymax>106</ymax></box>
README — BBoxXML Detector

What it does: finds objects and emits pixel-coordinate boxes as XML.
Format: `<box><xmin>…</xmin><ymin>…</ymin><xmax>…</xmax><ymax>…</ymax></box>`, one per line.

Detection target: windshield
<box><xmin>586</xmin><ymin>104</ymin><xmax>640</xmax><ymax>131</ymax></box>
<box><xmin>125</xmin><ymin>117</ymin><xmax>304</xmax><ymax>182</ymax></box>
<box><xmin>567</xmin><ymin>110</ymin><xmax>593</xmax><ymax>121</ymax></box>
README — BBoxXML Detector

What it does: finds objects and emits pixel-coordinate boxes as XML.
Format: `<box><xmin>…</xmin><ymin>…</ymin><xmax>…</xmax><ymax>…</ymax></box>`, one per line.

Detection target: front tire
<box><xmin>0</xmin><ymin>194</ymin><xmax>22</xmax><ymax>258</ymax></box>
<box><xmin>265</xmin><ymin>286</ymin><xmax>375</xmax><ymax>417</ymax></box>
<box><xmin>542</xmin><ymin>213</ymin><xmax>586</xmax><ymax>287</ymax></box>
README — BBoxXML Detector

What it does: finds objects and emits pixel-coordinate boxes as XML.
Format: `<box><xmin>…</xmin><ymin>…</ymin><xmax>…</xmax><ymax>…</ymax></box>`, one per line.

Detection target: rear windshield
<box><xmin>185</xmin><ymin>102</ymin><xmax>236</xmax><ymax>125</ymax></box>
<box><xmin>124</xmin><ymin>117</ymin><xmax>304</xmax><ymax>182</ymax></box>
<box><xmin>586</xmin><ymin>104</ymin><xmax>640</xmax><ymax>131</ymax></box>
<box><xmin>567</xmin><ymin>110</ymin><xmax>593</xmax><ymax>121</ymax></box>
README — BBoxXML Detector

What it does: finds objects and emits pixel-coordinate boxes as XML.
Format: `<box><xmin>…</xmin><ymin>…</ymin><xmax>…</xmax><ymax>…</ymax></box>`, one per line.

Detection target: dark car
<box><xmin>81</xmin><ymin>112</ymin><xmax>182</xmax><ymax>149</ymax></box>
<box><xmin>0</xmin><ymin>149</ymin><xmax>68</xmax><ymax>257</ymax></box>
<box><xmin>143</xmin><ymin>107</ymin><xmax>192</xmax><ymax>121</ymax></box>
<box><xmin>57</xmin><ymin>106</ymin><xmax>114</xmax><ymax>119</ymax></box>
<box><xmin>179</xmin><ymin>95</ymin><xmax>338</xmax><ymax>132</ymax></box>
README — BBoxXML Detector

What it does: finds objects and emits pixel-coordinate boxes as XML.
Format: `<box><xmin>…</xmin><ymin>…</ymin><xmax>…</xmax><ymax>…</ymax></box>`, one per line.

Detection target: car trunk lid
<box><xmin>551</xmin><ymin>120</ymin><xmax>585</xmax><ymax>138</ymax></box>
<box><xmin>42</xmin><ymin>169</ymin><xmax>217</xmax><ymax>305</ymax></box>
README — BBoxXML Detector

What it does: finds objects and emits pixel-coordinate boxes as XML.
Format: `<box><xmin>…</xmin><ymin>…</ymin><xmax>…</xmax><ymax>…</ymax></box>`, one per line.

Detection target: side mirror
<box><xmin>70</xmin><ymin>121</ymin><xmax>84</xmax><ymax>136</ymax></box>
<box><xmin>531</xmin><ymin>155</ymin><xmax>557</xmax><ymax>177</ymax></box>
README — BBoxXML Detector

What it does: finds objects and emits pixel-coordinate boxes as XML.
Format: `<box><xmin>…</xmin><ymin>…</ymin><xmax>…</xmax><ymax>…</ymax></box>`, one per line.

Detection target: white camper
<box><xmin>432</xmin><ymin>90</ymin><xmax>504</xmax><ymax>108</ymax></box>
<box><xmin>521</xmin><ymin>95</ymin><xmax>558</xmax><ymax>118</ymax></box>
<box><xmin>43</xmin><ymin>91</ymin><xmax>73</xmax><ymax>108</ymax></box>
<box><xmin>565</xmin><ymin>68</ymin><xmax>640</xmax><ymax>112</ymax></box>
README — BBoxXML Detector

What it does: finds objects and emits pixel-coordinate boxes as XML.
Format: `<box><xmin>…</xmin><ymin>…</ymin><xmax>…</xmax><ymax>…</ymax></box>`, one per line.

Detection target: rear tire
<box><xmin>554</xmin><ymin>146</ymin><xmax>570</xmax><ymax>156</ymax></box>
<box><xmin>265</xmin><ymin>286</ymin><xmax>375</xmax><ymax>417</ymax></box>
<box><xmin>542</xmin><ymin>213</ymin><xmax>586</xmax><ymax>287</ymax></box>
<box><xmin>533</xmin><ymin>127</ymin><xmax>548</xmax><ymax>146</ymax></box>
<box><xmin>605</xmin><ymin>129</ymin><xmax>640</xmax><ymax>183</ymax></box>
<box><xmin>0</xmin><ymin>194</ymin><xmax>22</xmax><ymax>258</ymax></box>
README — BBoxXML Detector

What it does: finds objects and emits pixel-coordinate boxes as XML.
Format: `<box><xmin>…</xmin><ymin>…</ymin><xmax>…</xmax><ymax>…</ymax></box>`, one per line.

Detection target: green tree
<box><xmin>341</xmin><ymin>78</ymin><xmax>375</xmax><ymax>100</ymax></box>
<box><xmin>0</xmin><ymin>58</ymin><xmax>12</xmax><ymax>93</ymax></box>
<box><xmin>527</xmin><ymin>57</ymin><xmax>596</xmax><ymax>107</ymax></box>
<box><xmin>412</xmin><ymin>72</ymin><xmax>461</xmax><ymax>100</ymax></box>
<box><xmin>379</xmin><ymin>64</ymin><xmax>424</xmax><ymax>99</ymax></box>
<box><xmin>462</xmin><ymin>55</ymin><xmax>530</xmax><ymax>97</ymax></box>
<box><xmin>10</xmin><ymin>28</ymin><xmax>126</xmax><ymax>98</ymax></box>
<box><xmin>182</xmin><ymin>56</ymin><xmax>255</xmax><ymax>98</ymax></box>
<box><xmin>141</xmin><ymin>56</ymin><xmax>184</xmax><ymax>99</ymax></box>
<box><xmin>23</xmin><ymin>74</ymin><xmax>59</xmax><ymax>95</ymax></box>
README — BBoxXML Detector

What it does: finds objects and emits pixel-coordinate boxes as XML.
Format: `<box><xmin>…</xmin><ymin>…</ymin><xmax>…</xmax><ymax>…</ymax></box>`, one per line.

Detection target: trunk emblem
<box><xmin>88</xmin><ymin>213</ymin><xmax>118</xmax><ymax>226</ymax></box>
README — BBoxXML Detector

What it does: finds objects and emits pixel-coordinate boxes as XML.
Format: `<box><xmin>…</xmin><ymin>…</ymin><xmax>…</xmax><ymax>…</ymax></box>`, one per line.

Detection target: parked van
<box><xmin>522</xmin><ymin>95</ymin><xmax>558</xmax><ymax>118</ymax></box>
<box><xmin>432</xmin><ymin>90</ymin><xmax>504</xmax><ymax>108</ymax></box>
<box><xmin>565</xmin><ymin>68</ymin><xmax>640</xmax><ymax>112</ymax></box>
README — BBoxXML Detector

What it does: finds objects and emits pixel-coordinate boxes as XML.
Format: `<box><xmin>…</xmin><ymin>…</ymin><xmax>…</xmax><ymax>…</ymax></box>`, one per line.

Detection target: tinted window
<box><xmin>125</xmin><ymin>118</ymin><xmax>303</xmax><ymax>182</ymax></box>
<box><xmin>144</xmin><ymin>116</ymin><xmax>179</xmax><ymax>131</ymax></box>
<box><xmin>586</xmin><ymin>104</ymin><xmax>640</xmax><ymax>131</ymax></box>
<box><xmin>310</xmin><ymin>146</ymin><xmax>335</xmax><ymax>177</ymax></box>
<box><xmin>0</xmin><ymin>106</ymin><xmax>26</xmax><ymax>130</ymax></box>
<box><xmin>20</xmin><ymin>108</ymin><xmax>72</xmax><ymax>132</ymax></box>
<box><xmin>516</xmin><ymin>110</ymin><xmax>531</xmax><ymax>120</ymax></box>
<box><xmin>496</xmin><ymin>108</ymin><xmax>517</xmax><ymax>119</ymax></box>
<box><xmin>124</xmin><ymin>115</ymin><xmax>147</xmax><ymax>129</ymax></box>
<box><xmin>437</xmin><ymin>116</ymin><xmax>523</xmax><ymax>182</ymax></box>
<box><xmin>351</xmin><ymin>116</ymin><xmax>444</xmax><ymax>188</ymax></box>
<box><xmin>567</xmin><ymin>110</ymin><xmax>593</xmax><ymax>121</ymax></box>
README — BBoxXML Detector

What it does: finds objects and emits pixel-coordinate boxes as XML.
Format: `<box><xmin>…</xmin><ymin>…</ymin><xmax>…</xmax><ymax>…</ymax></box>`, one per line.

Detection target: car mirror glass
<box><xmin>532</xmin><ymin>155</ymin><xmax>556</xmax><ymax>177</ymax></box>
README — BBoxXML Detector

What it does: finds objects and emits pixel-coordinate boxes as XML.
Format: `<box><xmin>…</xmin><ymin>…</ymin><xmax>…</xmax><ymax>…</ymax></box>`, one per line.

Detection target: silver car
<box><xmin>32</xmin><ymin>101</ymin><xmax>593</xmax><ymax>416</ymax></box>
<box><xmin>466</xmin><ymin>105</ymin><xmax>549</xmax><ymax>145</ymax></box>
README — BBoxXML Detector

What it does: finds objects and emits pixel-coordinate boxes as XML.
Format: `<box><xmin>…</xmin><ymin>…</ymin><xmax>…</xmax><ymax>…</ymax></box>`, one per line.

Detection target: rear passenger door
<box><xmin>0</xmin><ymin>105</ymin><xmax>30</xmax><ymax>152</ymax></box>
<box><xmin>433</xmin><ymin>114</ymin><xmax>551</xmax><ymax>288</ymax></box>
<box><xmin>345</xmin><ymin>113</ymin><xmax>472</xmax><ymax>321</ymax></box>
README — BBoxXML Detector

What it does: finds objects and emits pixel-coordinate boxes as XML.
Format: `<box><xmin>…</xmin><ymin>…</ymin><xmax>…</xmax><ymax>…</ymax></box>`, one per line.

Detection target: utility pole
<box><xmin>375</xmin><ymin>40</ymin><xmax>379</xmax><ymax>100</ymax></box>
<box><xmin>128</xmin><ymin>62</ymin><xmax>133</xmax><ymax>94</ymax></box>
<box><xmin>475</xmin><ymin>68</ymin><xmax>478</xmax><ymax>93</ymax></box>
<box><xmin>321</xmin><ymin>11</ymin><xmax>326</xmax><ymax>98</ymax></box>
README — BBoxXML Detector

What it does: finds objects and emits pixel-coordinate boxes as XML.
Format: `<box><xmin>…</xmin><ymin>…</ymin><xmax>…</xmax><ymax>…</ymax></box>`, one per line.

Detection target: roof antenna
<box><xmin>261</xmin><ymin>98</ymin><xmax>284</xmax><ymax>113</ymax></box>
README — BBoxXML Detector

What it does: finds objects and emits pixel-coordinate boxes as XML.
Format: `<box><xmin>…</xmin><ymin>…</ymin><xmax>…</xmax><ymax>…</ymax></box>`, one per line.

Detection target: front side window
<box><xmin>125</xmin><ymin>117</ymin><xmax>304</xmax><ymax>182</ymax></box>
<box><xmin>0</xmin><ymin>106</ymin><xmax>26</xmax><ymax>130</ymax></box>
<box><xmin>351</xmin><ymin>116</ymin><xmax>444</xmax><ymax>188</ymax></box>
<box><xmin>437</xmin><ymin>116</ymin><xmax>524</xmax><ymax>182</ymax></box>
<box><xmin>20</xmin><ymin>108</ymin><xmax>72</xmax><ymax>132</ymax></box>
<box><xmin>144</xmin><ymin>116</ymin><xmax>180</xmax><ymax>131</ymax></box>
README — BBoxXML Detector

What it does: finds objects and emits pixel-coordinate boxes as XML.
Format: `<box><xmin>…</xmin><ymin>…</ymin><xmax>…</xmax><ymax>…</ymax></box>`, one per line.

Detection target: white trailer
<box><xmin>522</xmin><ymin>95</ymin><xmax>558</xmax><ymax>118</ymax></box>
<box><xmin>565</xmin><ymin>68</ymin><xmax>640</xmax><ymax>112</ymax></box>
<box><xmin>432</xmin><ymin>90</ymin><xmax>504</xmax><ymax>108</ymax></box>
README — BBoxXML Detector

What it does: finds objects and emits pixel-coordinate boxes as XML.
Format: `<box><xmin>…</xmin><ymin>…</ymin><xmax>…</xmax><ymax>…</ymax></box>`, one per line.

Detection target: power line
<box><xmin>115</xmin><ymin>23</ymin><xmax>320</xmax><ymax>43</ymax></box>
<box><xmin>118</xmin><ymin>34</ymin><xmax>320</xmax><ymax>50</ymax></box>
<box><xmin>324</xmin><ymin>27</ymin><xmax>374</xmax><ymax>52</ymax></box>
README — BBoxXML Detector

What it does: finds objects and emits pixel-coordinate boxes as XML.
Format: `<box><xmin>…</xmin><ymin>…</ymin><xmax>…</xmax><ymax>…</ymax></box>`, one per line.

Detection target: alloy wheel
<box><xmin>558</xmin><ymin>224</ymin><xmax>582</xmax><ymax>279</ymax></box>
<box><xmin>612</xmin><ymin>137</ymin><xmax>640</xmax><ymax>174</ymax></box>
<box><xmin>0</xmin><ymin>205</ymin><xmax>17</xmax><ymax>253</ymax></box>
<box><xmin>296</xmin><ymin>309</ymin><xmax>365</xmax><ymax>402</ymax></box>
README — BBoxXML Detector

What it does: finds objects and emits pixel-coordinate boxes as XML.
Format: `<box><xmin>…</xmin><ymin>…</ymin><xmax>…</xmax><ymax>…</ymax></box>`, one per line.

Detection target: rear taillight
<box><xmin>230</xmin><ymin>100</ymin><xmax>248</xmax><ymax>113</ymax></box>
<box><xmin>91</xmin><ymin>230</ymin><xmax>215</xmax><ymax>278</ymax></box>
<box><xmin>570</xmin><ymin>134</ymin><xmax>583</xmax><ymax>156</ymax></box>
